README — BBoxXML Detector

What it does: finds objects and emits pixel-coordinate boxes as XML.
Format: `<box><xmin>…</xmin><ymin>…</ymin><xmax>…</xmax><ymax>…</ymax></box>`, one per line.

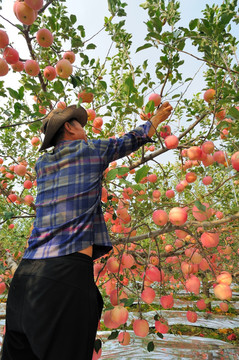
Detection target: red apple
<box><xmin>201</xmin><ymin>141</ymin><xmax>214</xmax><ymax>154</ymax></box>
<box><xmin>11</xmin><ymin>60</ymin><xmax>24</xmax><ymax>72</ymax></box>
<box><xmin>187</xmin><ymin>310</ymin><xmax>197</xmax><ymax>323</ymax></box>
<box><xmin>165</xmin><ymin>189</ymin><xmax>175</xmax><ymax>198</ymax></box>
<box><xmin>203</xmin><ymin>88</ymin><xmax>215</xmax><ymax>102</ymax></box>
<box><xmin>169</xmin><ymin>207</ymin><xmax>187</xmax><ymax>226</ymax></box>
<box><xmin>36</xmin><ymin>28</ymin><xmax>54</xmax><ymax>47</ymax></box>
<box><xmin>200</xmin><ymin>232</ymin><xmax>219</xmax><ymax>248</ymax></box>
<box><xmin>185</xmin><ymin>172</ymin><xmax>197</xmax><ymax>183</ymax></box>
<box><xmin>3</xmin><ymin>47</ymin><xmax>19</xmax><ymax>65</ymax></box>
<box><xmin>152</xmin><ymin>209</ymin><xmax>168</xmax><ymax>226</ymax></box>
<box><xmin>148</xmin><ymin>93</ymin><xmax>161</xmax><ymax>107</ymax></box>
<box><xmin>63</xmin><ymin>51</ymin><xmax>75</xmax><ymax>64</ymax></box>
<box><xmin>14</xmin><ymin>164</ymin><xmax>27</xmax><ymax>176</ymax></box>
<box><xmin>160</xmin><ymin>294</ymin><xmax>174</xmax><ymax>309</ymax></box>
<box><xmin>57</xmin><ymin>101</ymin><xmax>67</xmax><ymax>109</ymax></box>
<box><xmin>164</xmin><ymin>135</ymin><xmax>179</xmax><ymax>149</ymax></box>
<box><xmin>118</xmin><ymin>331</ymin><xmax>130</xmax><ymax>346</ymax></box>
<box><xmin>86</xmin><ymin>109</ymin><xmax>96</xmax><ymax>121</ymax></box>
<box><xmin>24</xmin><ymin>194</ymin><xmax>34</xmax><ymax>205</ymax></box>
<box><xmin>141</xmin><ymin>287</ymin><xmax>156</xmax><ymax>304</ymax></box>
<box><xmin>0</xmin><ymin>58</ymin><xmax>9</xmax><ymax>76</ymax></box>
<box><xmin>187</xmin><ymin>146</ymin><xmax>202</xmax><ymax>160</ymax></box>
<box><xmin>56</xmin><ymin>59</ymin><xmax>73</xmax><ymax>78</ymax></box>
<box><xmin>0</xmin><ymin>30</ymin><xmax>9</xmax><ymax>48</ymax></box>
<box><xmin>24</xmin><ymin>0</ymin><xmax>43</xmax><ymax>11</ymax></box>
<box><xmin>43</xmin><ymin>65</ymin><xmax>56</xmax><ymax>80</ymax></box>
<box><xmin>160</xmin><ymin>125</ymin><xmax>171</xmax><ymax>138</ymax></box>
<box><xmin>24</xmin><ymin>180</ymin><xmax>33</xmax><ymax>189</ymax></box>
<box><xmin>214</xmin><ymin>283</ymin><xmax>232</xmax><ymax>300</ymax></box>
<box><xmin>231</xmin><ymin>151</ymin><xmax>239</xmax><ymax>171</ymax></box>
<box><xmin>24</xmin><ymin>60</ymin><xmax>40</xmax><ymax>76</ymax></box>
<box><xmin>133</xmin><ymin>319</ymin><xmax>149</xmax><ymax>337</ymax></box>
<box><xmin>15</xmin><ymin>1</ymin><xmax>37</xmax><ymax>25</ymax></box>
<box><xmin>202</xmin><ymin>176</ymin><xmax>213</xmax><ymax>185</ymax></box>
<box><xmin>78</xmin><ymin>90</ymin><xmax>94</xmax><ymax>103</ymax></box>
<box><xmin>31</xmin><ymin>136</ymin><xmax>40</xmax><ymax>146</ymax></box>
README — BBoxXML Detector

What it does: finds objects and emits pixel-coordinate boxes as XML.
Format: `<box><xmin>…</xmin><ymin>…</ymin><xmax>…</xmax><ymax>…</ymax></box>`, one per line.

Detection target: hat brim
<box><xmin>39</xmin><ymin>105</ymin><xmax>87</xmax><ymax>151</ymax></box>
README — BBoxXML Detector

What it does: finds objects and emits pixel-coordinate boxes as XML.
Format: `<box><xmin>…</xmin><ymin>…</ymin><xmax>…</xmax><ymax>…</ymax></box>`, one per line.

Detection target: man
<box><xmin>1</xmin><ymin>101</ymin><xmax>172</xmax><ymax>360</ymax></box>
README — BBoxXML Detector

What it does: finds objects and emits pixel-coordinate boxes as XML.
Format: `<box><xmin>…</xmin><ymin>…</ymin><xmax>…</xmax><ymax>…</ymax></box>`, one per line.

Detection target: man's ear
<box><xmin>64</xmin><ymin>121</ymin><xmax>74</xmax><ymax>134</ymax></box>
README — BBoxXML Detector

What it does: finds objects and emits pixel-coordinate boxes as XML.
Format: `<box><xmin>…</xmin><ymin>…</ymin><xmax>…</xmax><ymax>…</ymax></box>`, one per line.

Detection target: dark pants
<box><xmin>1</xmin><ymin>252</ymin><xmax>103</xmax><ymax>360</ymax></box>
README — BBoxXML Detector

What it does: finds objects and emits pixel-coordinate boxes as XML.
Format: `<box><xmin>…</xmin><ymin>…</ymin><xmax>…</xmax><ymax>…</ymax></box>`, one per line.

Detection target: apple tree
<box><xmin>0</xmin><ymin>0</ymin><xmax>239</xmax><ymax>355</ymax></box>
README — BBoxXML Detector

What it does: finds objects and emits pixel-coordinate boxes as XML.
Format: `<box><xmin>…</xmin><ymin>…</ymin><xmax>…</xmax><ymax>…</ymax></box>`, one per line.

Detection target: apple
<box><xmin>43</xmin><ymin>66</ymin><xmax>56</xmax><ymax>80</ymax></box>
<box><xmin>78</xmin><ymin>90</ymin><xmax>94</xmax><ymax>103</ymax></box>
<box><xmin>219</xmin><ymin>302</ymin><xmax>229</xmax><ymax>312</ymax></box>
<box><xmin>14</xmin><ymin>164</ymin><xmax>27</xmax><ymax>176</ymax></box>
<box><xmin>187</xmin><ymin>310</ymin><xmax>197</xmax><ymax>323</ymax></box>
<box><xmin>57</xmin><ymin>101</ymin><xmax>67</xmax><ymax>109</ymax></box>
<box><xmin>152</xmin><ymin>190</ymin><xmax>161</xmax><ymax>200</ymax></box>
<box><xmin>24</xmin><ymin>60</ymin><xmax>40</xmax><ymax>76</ymax></box>
<box><xmin>196</xmin><ymin>299</ymin><xmax>207</xmax><ymax>310</ymax></box>
<box><xmin>213</xmin><ymin>150</ymin><xmax>226</xmax><ymax>164</ymax></box>
<box><xmin>110</xmin><ymin>305</ymin><xmax>128</xmax><ymax>325</ymax></box>
<box><xmin>148</xmin><ymin>93</ymin><xmax>161</xmax><ymax>107</ymax></box>
<box><xmin>202</xmin><ymin>176</ymin><xmax>213</xmax><ymax>185</ymax></box>
<box><xmin>8</xmin><ymin>224</ymin><xmax>15</xmax><ymax>230</ymax></box>
<box><xmin>155</xmin><ymin>319</ymin><xmax>169</xmax><ymax>334</ymax></box>
<box><xmin>0</xmin><ymin>58</ymin><xmax>9</xmax><ymax>76</ymax></box>
<box><xmin>133</xmin><ymin>319</ymin><xmax>149</xmax><ymax>337</ymax></box>
<box><xmin>192</xmin><ymin>202</ymin><xmax>213</xmax><ymax>221</ymax></box>
<box><xmin>152</xmin><ymin>209</ymin><xmax>168</xmax><ymax>226</ymax></box>
<box><xmin>11</xmin><ymin>60</ymin><xmax>24</xmax><ymax>72</ymax></box>
<box><xmin>164</xmin><ymin>135</ymin><xmax>179</xmax><ymax>149</ymax></box>
<box><xmin>169</xmin><ymin>207</ymin><xmax>187</xmax><ymax>226</ymax></box>
<box><xmin>141</xmin><ymin>287</ymin><xmax>156</xmax><ymax>304</ymax></box>
<box><xmin>121</xmin><ymin>253</ymin><xmax>135</xmax><ymax>269</ymax></box>
<box><xmin>7</xmin><ymin>194</ymin><xmax>17</xmax><ymax>203</ymax></box>
<box><xmin>215</xmin><ymin>108</ymin><xmax>226</xmax><ymax>121</ymax></box>
<box><xmin>217</xmin><ymin>271</ymin><xmax>232</xmax><ymax>285</ymax></box>
<box><xmin>31</xmin><ymin>136</ymin><xmax>40</xmax><ymax>146</ymax></box>
<box><xmin>24</xmin><ymin>194</ymin><xmax>34</xmax><ymax>205</ymax></box>
<box><xmin>39</xmin><ymin>106</ymin><xmax>46</xmax><ymax>114</ymax></box>
<box><xmin>187</xmin><ymin>146</ymin><xmax>202</xmax><ymax>160</ymax></box>
<box><xmin>3</xmin><ymin>47</ymin><xmax>19</xmax><ymax>65</ymax></box>
<box><xmin>160</xmin><ymin>294</ymin><xmax>174</xmax><ymax>309</ymax></box>
<box><xmin>146</xmin><ymin>266</ymin><xmax>164</xmax><ymax>283</ymax></box>
<box><xmin>93</xmin><ymin>117</ymin><xmax>103</xmax><ymax>128</ymax></box>
<box><xmin>214</xmin><ymin>283</ymin><xmax>232</xmax><ymax>300</ymax></box>
<box><xmin>24</xmin><ymin>180</ymin><xmax>33</xmax><ymax>189</ymax></box>
<box><xmin>200</xmin><ymin>232</ymin><xmax>219</xmax><ymax>248</ymax></box>
<box><xmin>203</xmin><ymin>88</ymin><xmax>215</xmax><ymax>102</ymax></box>
<box><xmin>63</xmin><ymin>51</ymin><xmax>75</xmax><ymax>64</ymax></box>
<box><xmin>201</xmin><ymin>141</ymin><xmax>214</xmax><ymax>154</ymax></box>
<box><xmin>106</xmin><ymin>256</ymin><xmax>119</xmax><ymax>273</ymax></box>
<box><xmin>118</xmin><ymin>331</ymin><xmax>130</xmax><ymax>346</ymax></box>
<box><xmin>202</xmin><ymin>154</ymin><xmax>214</xmax><ymax>167</ymax></box>
<box><xmin>15</xmin><ymin>1</ymin><xmax>37</xmax><ymax>25</ymax></box>
<box><xmin>231</xmin><ymin>151</ymin><xmax>239</xmax><ymax>171</ymax></box>
<box><xmin>24</xmin><ymin>0</ymin><xmax>43</xmax><ymax>11</ymax></box>
<box><xmin>165</xmin><ymin>189</ymin><xmax>175</xmax><ymax>198</ymax></box>
<box><xmin>0</xmin><ymin>30</ymin><xmax>9</xmax><ymax>48</ymax></box>
<box><xmin>86</xmin><ymin>109</ymin><xmax>96</xmax><ymax>121</ymax></box>
<box><xmin>185</xmin><ymin>172</ymin><xmax>197</xmax><ymax>183</ymax></box>
<box><xmin>55</xmin><ymin>59</ymin><xmax>73</xmax><ymax>78</ymax></box>
<box><xmin>148</xmin><ymin>174</ymin><xmax>157</xmax><ymax>183</ymax></box>
<box><xmin>185</xmin><ymin>275</ymin><xmax>200</xmax><ymax>295</ymax></box>
<box><xmin>36</xmin><ymin>28</ymin><xmax>54</xmax><ymax>47</ymax></box>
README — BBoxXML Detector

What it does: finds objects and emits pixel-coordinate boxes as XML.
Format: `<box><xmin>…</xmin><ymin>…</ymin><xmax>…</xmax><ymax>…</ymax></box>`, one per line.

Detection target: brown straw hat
<box><xmin>39</xmin><ymin>104</ymin><xmax>87</xmax><ymax>151</ymax></box>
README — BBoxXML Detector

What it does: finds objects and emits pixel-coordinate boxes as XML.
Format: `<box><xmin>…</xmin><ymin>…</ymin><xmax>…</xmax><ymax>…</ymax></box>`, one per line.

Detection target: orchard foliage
<box><xmin>0</xmin><ymin>0</ymin><xmax>239</xmax><ymax>353</ymax></box>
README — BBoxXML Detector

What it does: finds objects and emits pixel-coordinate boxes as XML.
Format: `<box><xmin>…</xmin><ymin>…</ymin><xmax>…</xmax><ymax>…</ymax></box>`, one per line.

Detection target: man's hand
<box><xmin>148</xmin><ymin>102</ymin><xmax>173</xmax><ymax>138</ymax></box>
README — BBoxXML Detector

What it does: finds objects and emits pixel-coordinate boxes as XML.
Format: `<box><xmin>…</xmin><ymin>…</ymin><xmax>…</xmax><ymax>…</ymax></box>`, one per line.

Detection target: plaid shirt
<box><xmin>23</xmin><ymin>121</ymin><xmax>153</xmax><ymax>260</ymax></box>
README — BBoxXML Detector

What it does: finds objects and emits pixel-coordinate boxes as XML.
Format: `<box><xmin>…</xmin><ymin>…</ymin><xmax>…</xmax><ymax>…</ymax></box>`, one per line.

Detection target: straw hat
<box><xmin>39</xmin><ymin>105</ymin><xmax>87</xmax><ymax>151</ymax></box>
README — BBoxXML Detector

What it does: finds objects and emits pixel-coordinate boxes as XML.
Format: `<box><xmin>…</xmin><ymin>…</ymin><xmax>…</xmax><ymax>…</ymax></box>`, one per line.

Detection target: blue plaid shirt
<box><xmin>23</xmin><ymin>121</ymin><xmax>153</xmax><ymax>260</ymax></box>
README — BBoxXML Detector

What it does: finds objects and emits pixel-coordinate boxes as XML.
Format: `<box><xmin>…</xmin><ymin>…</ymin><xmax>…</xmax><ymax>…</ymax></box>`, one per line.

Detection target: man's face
<box><xmin>66</xmin><ymin>120</ymin><xmax>87</xmax><ymax>142</ymax></box>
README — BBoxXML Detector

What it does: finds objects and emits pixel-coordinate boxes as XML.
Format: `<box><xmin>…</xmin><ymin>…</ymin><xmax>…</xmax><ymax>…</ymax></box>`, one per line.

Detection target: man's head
<box><xmin>39</xmin><ymin>105</ymin><xmax>87</xmax><ymax>151</ymax></box>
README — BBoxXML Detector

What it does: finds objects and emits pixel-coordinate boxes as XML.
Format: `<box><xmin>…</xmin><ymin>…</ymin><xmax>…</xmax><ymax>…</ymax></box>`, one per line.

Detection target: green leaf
<box><xmin>118</xmin><ymin>167</ymin><xmax>129</xmax><ymax>176</ymax></box>
<box><xmin>7</xmin><ymin>88</ymin><xmax>19</xmax><ymax>100</ymax></box>
<box><xmin>228</xmin><ymin>107</ymin><xmax>239</xmax><ymax>120</ymax></box>
<box><xmin>106</xmin><ymin>168</ymin><xmax>118</xmax><ymax>181</ymax></box>
<box><xmin>156</xmin><ymin>332</ymin><xmax>164</xmax><ymax>339</ymax></box>
<box><xmin>108</xmin><ymin>331</ymin><xmax>119</xmax><ymax>340</ymax></box>
<box><xmin>189</xmin><ymin>18</ymin><xmax>199</xmax><ymax>30</ymax></box>
<box><xmin>120</xmin><ymin>297</ymin><xmax>135</xmax><ymax>307</ymax></box>
<box><xmin>29</xmin><ymin>121</ymin><xmax>42</xmax><ymax>132</ymax></box>
<box><xmin>136</xmin><ymin>43</ymin><xmax>153</xmax><ymax>53</ymax></box>
<box><xmin>194</xmin><ymin>200</ymin><xmax>206</xmax><ymax>212</ymax></box>
<box><xmin>94</xmin><ymin>339</ymin><xmax>102</xmax><ymax>353</ymax></box>
<box><xmin>86</xmin><ymin>43</ymin><xmax>96</xmax><ymax>50</ymax></box>
<box><xmin>147</xmin><ymin>341</ymin><xmax>154</xmax><ymax>352</ymax></box>
<box><xmin>135</xmin><ymin>165</ymin><xmax>150</xmax><ymax>183</ymax></box>
<box><xmin>4</xmin><ymin>212</ymin><xmax>14</xmax><ymax>220</ymax></box>
<box><xmin>145</xmin><ymin>100</ymin><xmax>155</xmax><ymax>114</ymax></box>
<box><xmin>53</xmin><ymin>80</ymin><xmax>64</xmax><ymax>94</ymax></box>
<box><xmin>70</xmin><ymin>14</ymin><xmax>77</xmax><ymax>24</ymax></box>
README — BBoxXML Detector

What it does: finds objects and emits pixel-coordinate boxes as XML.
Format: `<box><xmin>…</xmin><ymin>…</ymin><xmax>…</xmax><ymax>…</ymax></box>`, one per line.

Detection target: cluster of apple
<box><xmin>0</xmin><ymin>157</ymin><xmax>35</xmax><ymax>210</ymax></box>
<box><xmin>0</xmin><ymin>0</ymin><xmax>76</xmax><ymax>79</ymax></box>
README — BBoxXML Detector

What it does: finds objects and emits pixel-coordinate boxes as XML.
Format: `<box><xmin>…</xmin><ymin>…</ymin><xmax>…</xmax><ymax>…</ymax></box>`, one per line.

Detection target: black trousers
<box><xmin>1</xmin><ymin>252</ymin><xmax>103</xmax><ymax>360</ymax></box>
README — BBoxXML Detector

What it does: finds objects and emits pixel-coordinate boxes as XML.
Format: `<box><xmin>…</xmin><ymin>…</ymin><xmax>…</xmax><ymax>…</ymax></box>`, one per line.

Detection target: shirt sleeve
<box><xmin>96</xmin><ymin>121</ymin><xmax>154</xmax><ymax>168</ymax></box>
